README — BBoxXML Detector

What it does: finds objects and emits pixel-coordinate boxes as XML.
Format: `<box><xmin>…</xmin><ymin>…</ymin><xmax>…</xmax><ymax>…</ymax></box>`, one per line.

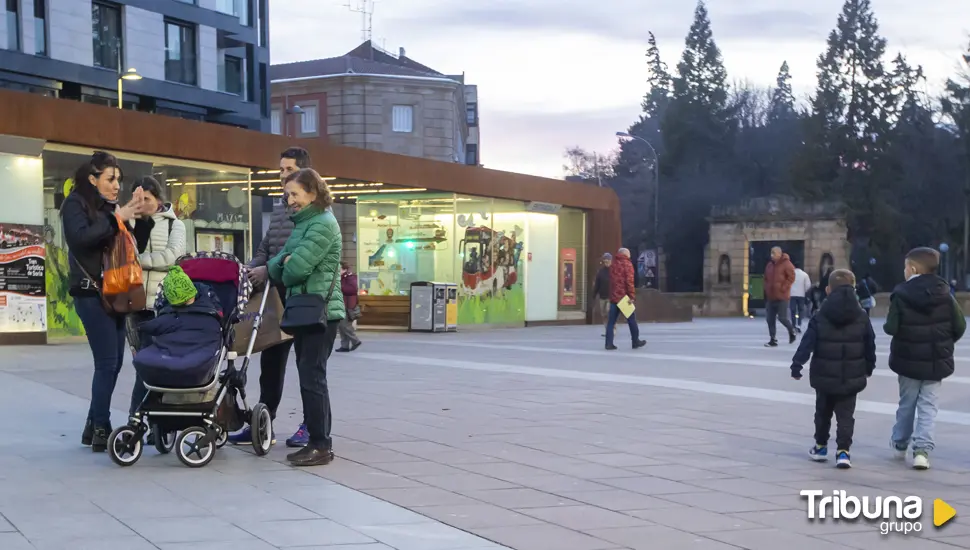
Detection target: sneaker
<box><xmin>891</xmin><ymin>440</ymin><xmax>907</xmax><ymax>460</ymax></box>
<box><xmin>228</xmin><ymin>426</ymin><xmax>253</xmax><ymax>445</ymax></box>
<box><xmin>789</xmin><ymin>331</ymin><xmax>797</xmax><ymax>344</ymax></box>
<box><xmin>81</xmin><ymin>418</ymin><xmax>93</xmax><ymax>446</ymax></box>
<box><xmin>351</xmin><ymin>342</ymin><xmax>362</xmax><ymax>351</ymax></box>
<box><xmin>913</xmin><ymin>450</ymin><xmax>930</xmax><ymax>470</ymax></box>
<box><xmin>91</xmin><ymin>426</ymin><xmax>110</xmax><ymax>453</ymax></box>
<box><xmin>286</xmin><ymin>424</ymin><xmax>309</xmax><ymax>448</ymax></box>
<box><xmin>836</xmin><ymin>450</ymin><xmax>851</xmax><ymax>469</ymax></box>
<box><xmin>765</xmin><ymin>340</ymin><xmax>778</xmax><ymax>348</ymax></box>
<box><xmin>335</xmin><ymin>348</ymin><xmax>351</xmax><ymax>353</ymax></box>
<box><xmin>605</xmin><ymin>345</ymin><xmax>618</xmax><ymax>351</ymax></box>
<box><xmin>633</xmin><ymin>340</ymin><xmax>646</xmax><ymax>349</ymax></box>
<box><xmin>809</xmin><ymin>444</ymin><xmax>828</xmax><ymax>461</ymax></box>
<box><xmin>287</xmin><ymin>445</ymin><xmax>334</xmax><ymax>466</ymax></box>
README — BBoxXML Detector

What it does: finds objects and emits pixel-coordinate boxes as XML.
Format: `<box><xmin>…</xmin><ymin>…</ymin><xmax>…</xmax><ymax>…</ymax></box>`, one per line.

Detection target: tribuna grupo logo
<box><xmin>801</xmin><ymin>490</ymin><xmax>925</xmax><ymax>535</ymax></box>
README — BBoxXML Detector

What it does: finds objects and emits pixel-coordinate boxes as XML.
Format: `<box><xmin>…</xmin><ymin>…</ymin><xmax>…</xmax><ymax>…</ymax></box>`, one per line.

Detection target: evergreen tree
<box><xmin>641</xmin><ymin>31</ymin><xmax>672</xmax><ymax>122</ymax></box>
<box><xmin>767</xmin><ymin>61</ymin><xmax>796</xmax><ymax>123</ymax></box>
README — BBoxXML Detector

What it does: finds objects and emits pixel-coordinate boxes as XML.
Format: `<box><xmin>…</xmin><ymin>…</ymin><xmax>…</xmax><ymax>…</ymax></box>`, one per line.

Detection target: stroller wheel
<box><xmin>152</xmin><ymin>425</ymin><xmax>176</xmax><ymax>455</ymax></box>
<box><xmin>215</xmin><ymin>428</ymin><xmax>229</xmax><ymax>449</ymax></box>
<box><xmin>108</xmin><ymin>426</ymin><xmax>143</xmax><ymax>467</ymax></box>
<box><xmin>251</xmin><ymin>403</ymin><xmax>273</xmax><ymax>456</ymax></box>
<box><xmin>175</xmin><ymin>427</ymin><xmax>216</xmax><ymax>468</ymax></box>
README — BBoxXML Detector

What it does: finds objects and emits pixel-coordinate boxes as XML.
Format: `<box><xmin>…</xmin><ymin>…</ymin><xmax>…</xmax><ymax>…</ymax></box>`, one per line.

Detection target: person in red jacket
<box><xmin>336</xmin><ymin>262</ymin><xmax>362</xmax><ymax>352</ymax></box>
<box><xmin>606</xmin><ymin>248</ymin><xmax>647</xmax><ymax>350</ymax></box>
<box><xmin>764</xmin><ymin>246</ymin><xmax>797</xmax><ymax>347</ymax></box>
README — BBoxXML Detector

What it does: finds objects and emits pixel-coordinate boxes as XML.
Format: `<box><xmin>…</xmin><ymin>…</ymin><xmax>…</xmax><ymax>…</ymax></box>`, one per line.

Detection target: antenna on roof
<box><xmin>344</xmin><ymin>0</ymin><xmax>375</xmax><ymax>42</ymax></box>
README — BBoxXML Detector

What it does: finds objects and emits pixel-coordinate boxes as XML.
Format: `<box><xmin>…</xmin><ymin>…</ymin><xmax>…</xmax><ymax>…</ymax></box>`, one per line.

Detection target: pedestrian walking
<box><xmin>886</xmin><ymin>247</ymin><xmax>966</xmax><ymax>470</ymax></box>
<box><xmin>230</xmin><ymin>146</ymin><xmax>312</xmax><ymax>448</ymax></box>
<box><xmin>605</xmin><ymin>248</ymin><xmax>646</xmax><ymax>351</ymax></box>
<box><xmin>791</xmin><ymin>269</ymin><xmax>876</xmax><ymax>469</ymax></box>
<box><xmin>790</xmin><ymin>263</ymin><xmax>812</xmax><ymax>333</ymax></box>
<box><xmin>335</xmin><ymin>262</ymin><xmax>362</xmax><ymax>352</ymax></box>
<box><xmin>268</xmin><ymin>168</ymin><xmax>344</xmax><ymax>467</ymax></box>
<box><xmin>592</xmin><ymin>253</ymin><xmax>612</xmax><ymax>336</ymax></box>
<box><xmin>62</xmin><ymin>151</ymin><xmax>151</xmax><ymax>452</ymax></box>
<box><xmin>763</xmin><ymin>246</ymin><xmax>797</xmax><ymax>347</ymax></box>
<box><xmin>855</xmin><ymin>273</ymin><xmax>879</xmax><ymax>317</ymax></box>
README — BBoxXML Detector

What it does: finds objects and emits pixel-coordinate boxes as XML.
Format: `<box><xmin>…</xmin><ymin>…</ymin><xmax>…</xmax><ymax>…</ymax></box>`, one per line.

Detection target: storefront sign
<box><xmin>0</xmin><ymin>223</ymin><xmax>47</xmax><ymax>333</ymax></box>
<box><xmin>561</xmin><ymin>248</ymin><xmax>576</xmax><ymax>306</ymax></box>
<box><xmin>527</xmin><ymin>201</ymin><xmax>561</xmax><ymax>214</ymax></box>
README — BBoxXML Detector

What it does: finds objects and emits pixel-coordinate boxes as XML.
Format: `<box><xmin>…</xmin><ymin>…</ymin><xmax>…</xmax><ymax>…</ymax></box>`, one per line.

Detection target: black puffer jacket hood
<box><xmin>819</xmin><ymin>285</ymin><xmax>865</xmax><ymax>326</ymax></box>
<box><xmin>894</xmin><ymin>274</ymin><xmax>952</xmax><ymax>313</ymax></box>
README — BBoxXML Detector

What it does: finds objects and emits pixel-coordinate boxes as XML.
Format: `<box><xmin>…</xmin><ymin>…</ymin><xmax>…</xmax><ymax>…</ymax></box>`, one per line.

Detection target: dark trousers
<box><xmin>606</xmin><ymin>302</ymin><xmax>640</xmax><ymax>347</ymax></box>
<box><xmin>259</xmin><ymin>338</ymin><xmax>300</xmax><ymax>421</ymax></box>
<box><xmin>789</xmin><ymin>297</ymin><xmax>807</xmax><ymax>328</ymax></box>
<box><xmin>765</xmin><ymin>299</ymin><xmax>794</xmax><ymax>341</ymax></box>
<box><xmin>75</xmin><ymin>296</ymin><xmax>127</xmax><ymax>428</ymax></box>
<box><xmin>814</xmin><ymin>391</ymin><xmax>857</xmax><ymax>450</ymax></box>
<box><xmin>293</xmin><ymin>321</ymin><xmax>339</xmax><ymax>449</ymax></box>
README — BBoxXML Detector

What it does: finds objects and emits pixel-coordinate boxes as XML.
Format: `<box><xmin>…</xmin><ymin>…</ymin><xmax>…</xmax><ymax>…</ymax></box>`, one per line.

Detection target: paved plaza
<box><xmin>4</xmin><ymin>318</ymin><xmax>970</xmax><ymax>549</ymax></box>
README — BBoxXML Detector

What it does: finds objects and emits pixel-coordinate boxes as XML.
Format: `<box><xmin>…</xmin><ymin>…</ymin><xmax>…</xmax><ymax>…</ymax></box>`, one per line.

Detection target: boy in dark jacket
<box><xmin>885</xmin><ymin>247</ymin><xmax>966</xmax><ymax>470</ymax></box>
<box><xmin>791</xmin><ymin>269</ymin><xmax>876</xmax><ymax>469</ymax></box>
<box><xmin>134</xmin><ymin>266</ymin><xmax>224</xmax><ymax>389</ymax></box>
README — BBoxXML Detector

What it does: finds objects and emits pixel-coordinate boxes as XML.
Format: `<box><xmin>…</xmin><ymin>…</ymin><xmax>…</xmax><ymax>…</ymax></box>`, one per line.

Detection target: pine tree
<box><xmin>641</xmin><ymin>32</ymin><xmax>672</xmax><ymax>121</ymax></box>
<box><xmin>767</xmin><ymin>61</ymin><xmax>796</xmax><ymax>123</ymax></box>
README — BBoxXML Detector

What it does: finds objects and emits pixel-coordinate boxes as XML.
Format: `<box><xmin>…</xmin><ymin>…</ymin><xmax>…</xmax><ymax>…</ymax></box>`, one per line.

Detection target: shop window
<box><xmin>557</xmin><ymin>207</ymin><xmax>587</xmax><ymax>314</ymax></box>
<box><xmin>391</xmin><ymin>105</ymin><xmax>413</xmax><ymax>133</ymax></box>
<box><xmin>92</xmin><ymin>1</ymin><xmax>122</xmax><ymax>70</ymax></box>
<box><xmin>165</xmin><ymin>19</ymin><xmax>198</xmax><ymax>86</ymax></box>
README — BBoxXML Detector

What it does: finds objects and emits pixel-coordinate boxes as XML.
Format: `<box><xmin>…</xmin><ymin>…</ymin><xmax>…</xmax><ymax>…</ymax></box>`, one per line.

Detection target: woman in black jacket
<box><xmin>61</xmin><ymin>151</ymin><xmax>149</xmax><ymax>452</ymax></box>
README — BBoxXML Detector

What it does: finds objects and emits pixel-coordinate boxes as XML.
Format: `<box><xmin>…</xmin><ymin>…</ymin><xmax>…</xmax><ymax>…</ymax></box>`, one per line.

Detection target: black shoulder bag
<box><xmin>279</xmin><ymin>257</ymin><xmax>340</xmax><ymax>336</ymax></box>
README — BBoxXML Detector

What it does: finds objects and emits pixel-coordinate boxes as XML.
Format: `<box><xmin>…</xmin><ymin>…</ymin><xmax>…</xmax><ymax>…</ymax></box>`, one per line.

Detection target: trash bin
<box><xmin>409</xmin><ymin>281</ymin><xmax>458</xmax><ymax>332</ymax></box>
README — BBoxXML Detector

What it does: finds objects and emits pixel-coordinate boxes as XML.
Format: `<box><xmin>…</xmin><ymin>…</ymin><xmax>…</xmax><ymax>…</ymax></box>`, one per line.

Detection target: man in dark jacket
<box><xmin>764</xmin><ymin>246</ymin><xmax>797</xmax><ymax>347</ymax></box>
<box><xmin>791</xmin><ymin>269</ymin><xmax>875</xmax><ymax>469</ymax></box>
<box><xmin>885</xmin><ymin>247</ymin><xmax>966</xmax><ymax>470</ymax></box>
<box><xmin>592</xmin><ymin>253</ymin><xmax>612</xmax><ymax>335</ymax></box>
<box><xmin>336</xmin><ymin>262</ymin><xmax>362</xmax><ymax>352</ymax></box>
<box><xmin>605</xmin><ymin>248</ymin><xmax>646</xmax><ymax>351</ymax></box>
<box><xmin>231</xmin><ymin>146</ymin><xmax>311</xmax><ymax>448</ymax></box>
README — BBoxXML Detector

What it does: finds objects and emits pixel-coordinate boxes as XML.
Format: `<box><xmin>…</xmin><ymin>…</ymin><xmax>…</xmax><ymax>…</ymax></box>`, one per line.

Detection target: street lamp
<box><xmin>616</xmin><ymin>131</ymin><xmax>660</xmax><ymax>244</ymax></box>
<box><xmin>118</xmin><ymin>68</ymin><xmax>142</xmax><ymax>109</ymax></box>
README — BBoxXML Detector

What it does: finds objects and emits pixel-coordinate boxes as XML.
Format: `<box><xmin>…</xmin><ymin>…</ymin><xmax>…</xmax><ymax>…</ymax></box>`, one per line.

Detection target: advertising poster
<box><xmin>0</xmin><ymin>224</ymin><xmax>47</xmax><ymax>333</ymax></box>
<box><xmin>560</xmin><ymin>248</ymin><xmax>576</xmax><ymax>306</ymax></box>
<box><xmin>196</xmin><ymin>231</ymin><xmax>235</xmax><ymax>255</ymax></box>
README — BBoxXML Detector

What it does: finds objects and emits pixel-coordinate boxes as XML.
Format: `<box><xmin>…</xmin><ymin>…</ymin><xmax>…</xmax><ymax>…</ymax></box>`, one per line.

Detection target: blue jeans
<box><xmin>75</xmin><ymin>296</ymin><xmax>127</xmax><ymax>428</ymax></box>
<box><xmin>789</xmin><ymin>297</ymin><xmax>807</xmax><ymax>328</ymax></box>
<box><xmin>606</xmin><ymin>303</ymin><xmax>640</xmax><ymax>347</ymax></box>
<box><xmin>891</xmin><ymin>375</ymin><xmax>941</xmax><ymax>452</ymax></box>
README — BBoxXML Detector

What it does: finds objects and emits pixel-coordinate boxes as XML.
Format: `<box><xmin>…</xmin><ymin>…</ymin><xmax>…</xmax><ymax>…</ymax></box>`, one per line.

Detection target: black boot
<box><xmin>81</xmin><ymin>418</ymin><xmax>93</xmax><ymax>446</ymax></box>
<box><xmin>764</xmin><ymin>340</ymin><xmax>778</xmax><ymax>347</ymax></box>
<box><xmin>91</xmin><ymin>425</ymin><xmax>110</xmax><ymax>453</ymax></box>
<box><xmin>288</xmin><ymin>445</ymin><xmax>334</xmax><ymax>466</ymax></box>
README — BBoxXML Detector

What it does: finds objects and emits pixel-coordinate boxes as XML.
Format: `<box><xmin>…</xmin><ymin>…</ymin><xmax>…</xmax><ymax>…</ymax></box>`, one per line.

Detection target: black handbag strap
<box><xmin>70</xmin><ymin>253</ymin><xmax>101</xmax><ymax>292</ymax></box>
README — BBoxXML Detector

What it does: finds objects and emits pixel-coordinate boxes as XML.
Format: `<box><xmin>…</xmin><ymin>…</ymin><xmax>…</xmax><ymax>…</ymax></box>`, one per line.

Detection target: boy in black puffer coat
<box><xmin>791</xmin><ymin>269</ymin><xmax>876</xmax><ymax>469</ymax></box>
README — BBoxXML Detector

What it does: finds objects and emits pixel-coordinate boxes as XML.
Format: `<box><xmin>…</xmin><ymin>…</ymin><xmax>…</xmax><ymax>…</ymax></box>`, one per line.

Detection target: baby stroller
<box><xmin>108</xmin><ymin>251</ymin><xmax>274</xmax><ymax>468</ymax></box>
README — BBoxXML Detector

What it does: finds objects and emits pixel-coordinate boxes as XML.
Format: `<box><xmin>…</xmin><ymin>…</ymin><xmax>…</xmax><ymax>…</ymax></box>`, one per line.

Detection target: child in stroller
<box><xmin>108</xmin><ymin>252</ymin><xmax>275</xmax><ymax>468</ymax></box>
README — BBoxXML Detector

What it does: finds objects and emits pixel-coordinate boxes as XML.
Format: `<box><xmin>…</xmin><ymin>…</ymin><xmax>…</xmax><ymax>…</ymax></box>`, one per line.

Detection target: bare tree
<box><xmin>562</xmin><ymin>147</ymin><xmax>617</xmax><ymax>184</ymax></box>
<box><xmin>729</xmin><ymin>79</ymin><xmax>770</xmax><ymax>130</ymax></box>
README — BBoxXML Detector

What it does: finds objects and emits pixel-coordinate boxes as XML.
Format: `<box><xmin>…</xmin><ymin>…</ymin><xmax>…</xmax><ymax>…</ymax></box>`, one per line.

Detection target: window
<box><xmin>174</xmin><ymin>0</ymin><xmax>196</xmax><ymax>3</ymax></box>
<box><xmin>216</xmin><ymin>0</ymin><xmax>248</xmax><ymax>25</ymax></box>
<box><xmin>222</xmin><ymin>55</ymin><xmax>243</xmax><ymax>95</ymax></box>
<box><xmin>33</xmin><ymin>0</ymin><xmax>46</xmax><ymax>56</ymax></box>
<box><xmin>270</xmin><ymin>109</ymin><xmax>281</xmax><ymax>134</ymax></box>
<box><xmin>165</xmin><ymin>20</ymin><xmax>197</xmax><ymax>85</ymax></box>
<box><xmin>6</xmin><ymin>0</ymin><xmax>20</xmax><ymax>51</ymax></box>
<box><xmin>466</xmin><ymin>102</ymin><xmax>477</xmax><ymax>126</ymax></box>
<box><xmin>92</xmin><ymin>2</ymin><xmax>121</xmax><ymax>69</ymax></box>
<box><xmin>300</xmin><ymin>105</ymin><xmax>318</xmax><ymax>135</ymax></box>
<box><xmin>391</xmin><ymin>105</ymin><xmax>413</xmax><ymax>133</ymax></box>
<box><xmin>465</xmin><ymin>144</ymin><xmax>478</xmax><ymax>166</ymax></box>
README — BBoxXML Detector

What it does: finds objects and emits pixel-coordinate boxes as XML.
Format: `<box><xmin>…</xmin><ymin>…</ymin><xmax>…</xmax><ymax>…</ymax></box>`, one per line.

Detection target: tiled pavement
<box><xmin>4</xmin><ymin>319</ymin><xmax>970</xmax><ymax>549</ymax></box>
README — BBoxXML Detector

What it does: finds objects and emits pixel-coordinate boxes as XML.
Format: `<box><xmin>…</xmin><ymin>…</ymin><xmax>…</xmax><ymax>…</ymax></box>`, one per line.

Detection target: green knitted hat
<box><xmin>163</xmin><ymin>266</ymin><xmax>197</xmax><ymax>306</ymax></box>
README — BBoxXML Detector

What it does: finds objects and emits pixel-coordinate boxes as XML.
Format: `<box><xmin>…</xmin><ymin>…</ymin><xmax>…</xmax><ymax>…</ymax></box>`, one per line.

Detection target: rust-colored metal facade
<box><xmin>0</xmin><ymin>90</ymin><xmax>621</xmax><ymax>323</ymax></box>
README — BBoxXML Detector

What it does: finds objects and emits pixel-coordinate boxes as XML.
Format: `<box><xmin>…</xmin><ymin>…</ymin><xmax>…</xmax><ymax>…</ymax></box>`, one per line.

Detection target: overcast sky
<box><xmin>271</xmin><ymin>0</ymin><xmax>968</xmax><ymax>179</ymax></box>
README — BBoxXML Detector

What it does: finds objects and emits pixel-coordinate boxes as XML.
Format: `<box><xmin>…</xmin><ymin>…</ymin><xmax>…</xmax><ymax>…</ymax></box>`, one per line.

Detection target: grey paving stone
<box><xmin>517</xmin><ymin>504</ymin><xmax>650</xmax><ymax>531</ymax></box>
<box><xmin>413</xmin><ymin>472</ymin><xmax>520</xmax><ymax>491</ymax></box>
<box><xmin>242</xmin><ymin>518</ymin><xmax>375</xmax><ymax>547</ymax></box>
<box><xmin>363</xmin><ymin>486</ymin><xmax>482</xmax><ymax>507</ymax></box>
<box><xmin>125</xmin><ymin>516</ymin><xmax>256</xmax><ymax>544</ymax></box>
<box><xmin>413</xmin><ymin>503</ymin><xmax>543</xmax><ymax>529</ymax></box>
<box><xmin>629</xmin><ymin>505</ymin><xmax>765</xmax><ymax>533</ymax></box>
<box><xmin>11</xmin><ymin>512</ymin><xmax>135</xmax><ymax>543</ymax></box>
<box><xmin>0</xmin><ymin>514</ymin><xmax>13</xmax><ymax>532</ymax></box>
<box><xmin>599</xmin><ymin>475</ymin><xmax>701</xmax><ymax>495</ymax></box>
<box><xmin>555</xmin><ymin>489</ymin><xmax>682</xmax><ymax>512</ymax></box>
<box><xmin>474</xmin><ymin>523</ymin><xmax>621</xmax><ymax>550</ymax></box>
<box><xmin>30</xmin><ymin>536</ymin><xmax>160</xmax><ymax>550</ymax></box>
<box><xmin>0</xmin><ymin>533</ymin><xmax>33</xmax><ymax>550</ymax></box>
<box><xmin>574</xmin><ymin>452</ymin><xmax>665</xmax><ymax>468</ymax></box>
<box><xmin>157</xmin><ymin>541</ymin><xmax>277</xmax><ymax>550</ymax></box>
<box><xmin>459</xmin><ymin>487</ymin><xmax>581</xmax><ymax>509</ymax></box>
<box><xmin>685</xmin><ymin>477</ymin><xmax>798</xmax><ymax>497</ymax></box>
<box><xmin>355</xmin><ymin>521</ymin><xmax>506</xmax><ymax>550</ymax></box>
<box><xmin>658</xmin><ymin>491</ymin><xmax>793</xmax><ymax>514</ymax></box>
<box><xmin>583</xmin><ymin>525</ymin><xmax>739</xmax><ymax>550</ymax></box>
<box><xmin>705</xmin><ymin>527</ymin><xmax>859</xmax><ymax>549</ymax></box>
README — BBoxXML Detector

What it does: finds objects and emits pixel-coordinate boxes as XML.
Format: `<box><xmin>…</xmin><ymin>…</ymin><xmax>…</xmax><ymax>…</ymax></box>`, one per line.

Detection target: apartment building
<box><xmin>0</xmin><ymin>0</ymin><xmax>269</xmax><ymax>130</ymax></box>
<box><xmin>271</xmin><ymin>41</ymin><xmax>481</xmax><ymax>165</ymax></box>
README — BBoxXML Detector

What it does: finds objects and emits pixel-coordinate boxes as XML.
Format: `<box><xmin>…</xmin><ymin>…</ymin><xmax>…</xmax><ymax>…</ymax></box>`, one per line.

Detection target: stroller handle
<box><xmin>242</xmin><ymin>285</ymin><xmax>272</xmax><ymax>359</ymax></box>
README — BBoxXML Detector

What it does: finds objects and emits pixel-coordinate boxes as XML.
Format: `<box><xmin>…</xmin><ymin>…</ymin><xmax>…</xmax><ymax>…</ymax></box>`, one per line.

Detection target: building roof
<box><xmin>271</xmin><ymin>41</ymin><xmax>450</xmax><ymax>82</ymax></box>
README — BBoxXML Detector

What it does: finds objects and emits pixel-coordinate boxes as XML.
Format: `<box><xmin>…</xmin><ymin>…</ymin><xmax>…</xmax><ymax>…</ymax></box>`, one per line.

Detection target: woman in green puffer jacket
<box><xmin>268</xmin><ymin>168</ymin><xmax>345</xmax><ymax>467</ymax></box>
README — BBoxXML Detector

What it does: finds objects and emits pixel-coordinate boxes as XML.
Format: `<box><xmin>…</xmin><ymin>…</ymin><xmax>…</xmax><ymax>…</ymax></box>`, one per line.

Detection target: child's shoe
<box><xmin>891</xmin><ymin>440</ymin><xmax>907</xmax><ymax>461</ymax></box>
<box><xmin>913</xmin><ymin>450</ymin><xmax>930</xmax><ymax>470</ymax></box>
<box><xmin>835</xmin><ymin>450</ymin><xmax>851</xmax><ymax>469</ymax></box>
<box><xmin>809</xmin><ymin>444</ymin><xmax>828</xmax><ymax>461</ymax></box>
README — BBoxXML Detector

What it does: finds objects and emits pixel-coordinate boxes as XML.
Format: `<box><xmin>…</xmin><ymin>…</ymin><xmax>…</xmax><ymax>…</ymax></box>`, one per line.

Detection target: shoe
<box><xmin>286</xmin><ymin>424</ymin><xmax>309</xmax><ymax>448</ymax></box>
<box><xmin>809</xmin><ymin>444</ymin><xmax>828</xmax><ymax>461</ymax></box>
<box><xmin>765</xmin><ymin>340</ymin><xmax>778</xmax><ymax>348</ymax></box>
<box><xmin>82</xmin><ymin>418</ymin><xmax>93</xmax><ymax>446</ymax></box>
<box><xmin>605</xmin><ymin>345</ymin><xmax>617</xmax><ymax>351</ymax></box>
<box><xmin>913</xmin><ymin>450</ymin><xmax>930</xmax><ymax>470</ymax></box>
<box><xmin>146</xmin><ymin>430</ymin><xmax>155</xmax><ymax>447</ymax></box>
<box><xmin>91</xmin><ymin>426</ymin><xmax>110</xmax><ymax>453</ymax></box>
<box><xmin>228</xmin><ymin>426</ymin><xmax>252</xmax><ymax>444</ymax></box>
<box><xmin>335</xmin><ymin>348</ymin><xmax>351</xmax><ymax>353</ymax></box>
<box><xmin>796</xmin><ymin>327</ymin><xmax>802</xmax><ymax>334</ymax></box>
<box><xmin>789</xmin><ymin>331</ymin><xmax>797</xmax><ymax>344</ymax></box>
<box><xmin>288</xmin><ymin>445</ymin><xmax>334</xmax><ymax>466</ymax></box>
<box><xmin>836</xmin><ymin>450</ymin><xmax>851</xmax><ymax>469</ymax></box>
<box><xmin>891</xmin><ymin>440</ymin><xmax>907</xmax><ymax>460</ymax></box>
<box><xmin>351</xmin><ymin>342</ymin><xmax>362</xmax><ymax>351</ymax></box>
<box><xmin>633</xmin><ymin>340</ymin><xmax>646</xmax><ymax>349</ymax></box>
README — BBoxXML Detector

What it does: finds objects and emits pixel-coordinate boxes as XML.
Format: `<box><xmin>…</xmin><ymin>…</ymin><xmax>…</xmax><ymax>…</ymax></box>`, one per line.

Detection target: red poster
<box><xmin>560</xmin><ymin>248</ymin><xmax>576</xmax><ymax>306</ymax></box>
